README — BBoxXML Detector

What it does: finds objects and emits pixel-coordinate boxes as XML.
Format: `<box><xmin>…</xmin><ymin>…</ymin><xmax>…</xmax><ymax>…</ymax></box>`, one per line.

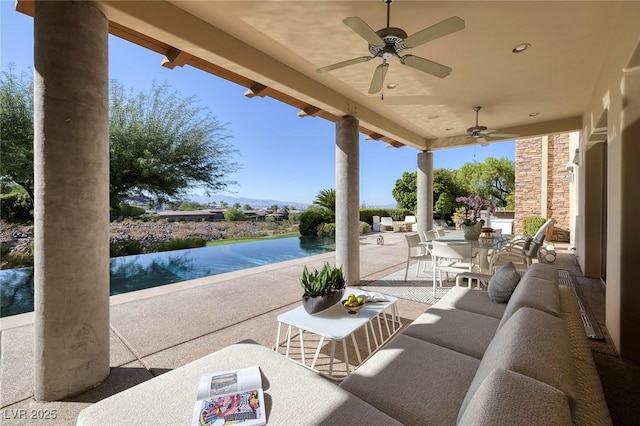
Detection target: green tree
<box><xmin>392</xmin><ymin>172</ymin><xmax>417</xmax><ymax>211</ymax></box>
<box><xmin>178</xmin><ymin>200</ymin><xmax>207</xmax><ymax>211</ymax></box>
<box><xmin>243</xmin><ymin>204</ymin><xmax>253</xmax><ymax>210</ymax></box>
<box><xmin>456</xmin><ymin>157</ymin><xmax>515</xmax><ymax>207</ymax></box>
<box><xmin>433</xmin><ymin>169</ymin><xmax>466</xmax><ymax>214</ymax></box>
<box><xmin>313</xmin><ymin>188</ymin><xmax>336</xmax><ymax>213</ymax></box>
<box><xmin>109</xmin><ymin>80</ymin><xmax>240</xmax><ymax>205</ymax></box>
<box><xmin>0</xmin><ymin>65</ymin><xmax>35</xmax><ymax>208</ymax></box>
<box><xmin>1</xmin><ymin>66</ymin><xmax>241</xmax><ymax>215</ymax></box>
<box><xmin>224</xmin><ymin>207</ymin><xmax>246</xmax><ymax>221</ymax></box>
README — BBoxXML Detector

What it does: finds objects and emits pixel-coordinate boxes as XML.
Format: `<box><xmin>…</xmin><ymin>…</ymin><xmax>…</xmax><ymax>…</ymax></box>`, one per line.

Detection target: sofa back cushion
<box><xmin>497</xmin><ymin>268</ymin><xmax>560</xmax><ymax>331</ymax></box>
<box><xmin>458</xmin><ymin>308</ymin><xmax>577</xmax><ymax>422</ymax></box>
<box><xmin>458</xmin><ymin>368</ymin><xmax>573</xmax><ymax>426</ymax></box>
<box><xmin>488</xmin><ymin>262</ymin><xmax>521</xmax><ymax>303</ymax></box>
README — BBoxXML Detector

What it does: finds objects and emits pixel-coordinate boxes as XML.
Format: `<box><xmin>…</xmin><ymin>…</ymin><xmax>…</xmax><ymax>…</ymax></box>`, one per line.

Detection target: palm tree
<box><xmin>314</xmin><ymin>188</ymin><xmax>336</xmax><ymax>213</ymax></box>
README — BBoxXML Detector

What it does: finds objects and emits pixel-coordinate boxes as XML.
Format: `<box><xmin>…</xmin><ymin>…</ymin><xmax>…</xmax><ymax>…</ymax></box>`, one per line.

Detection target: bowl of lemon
<box><xmin>343</xmin><ymin>293</ymin><xmax>365</xmax><ymax>315</ymax></box>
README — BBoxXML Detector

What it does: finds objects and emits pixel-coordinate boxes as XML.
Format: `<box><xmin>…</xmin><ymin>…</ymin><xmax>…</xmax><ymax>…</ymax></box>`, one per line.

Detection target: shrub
<box><xmin>359</xmin><ymin>221</ymin><xmax>371</xmax><ymax>234</ymax></box>
<box><xmin>146</xmin><ymin>237</ymin><xmax>207</xmax><ymax>253</ymax></box>
<box><xmin>139</xmin><ymin>213</ymin><xmax>159</xmax><ymax>222</ymax></box>
<box><xmin>110</xmin><ymin>239</ymin><xmax>144</xmax><ymax>257</ymax></box>
<box><xmin>0</xmin><ymin>251</ymin><xmax>34</xmax><ymax>269</ymax></box>
<box><xmin>317</xmin><ymin>222</ymin><xmax>336</xmax><ymax>237</ymax></box>
<box><xmin>111</xmin><ymin>203</ymin><xmax>146</xmax><ymax>221</ymax></box>
<box><xmin>299</xmin><ymin>207</ymin><xmax>333</xmax><ymax>237</ymax></box>
<box><xmin>0</xmin><ymin>188</ymin><xmax>33</xmax><ymax>223</ymax></box>
<box><xmin>359</xmin><ymin>208</ymin><xmax>413</xmax><ymax>224</ymax></box>
<box><xmin>522</xmin><ymin>216</ymin><xmax>546</xmax><ymax>237</ymax></box>
<box><xmin>224</xmin><ymin>207</ymin><xmax>247</xmax><ymax>222</ymax></box>
<box><xmin>1</xmin><ymin>244</ymin><xmax>11</xmax><ymax>258</ymax></box>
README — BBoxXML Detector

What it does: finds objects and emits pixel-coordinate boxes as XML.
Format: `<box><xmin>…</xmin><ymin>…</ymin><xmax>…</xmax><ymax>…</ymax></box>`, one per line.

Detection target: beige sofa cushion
<box><xmin>458</xmin><ymin>368</ymin><xmax>573</xmax><ymax>426</ymax></box>
<box><xmin>498</xmin><ymin>275</ymin><xmax>561</xmax><ymax>330</ymax></box>
<box><xmin>340</xmin><ymin>334</ymin><xmax>480</xmax><ymax>425</ymax></box>
<box><xmin>435</xmin><ymin>286</ymin><xmax>507</xmax><ymax>319</ymax></box>
<box><xmin>458</xmin><ymin>308</ymin><xmax>577</xmax><ymax>422</ymax></box>
<box><xmin>77</xmin><ymin>341</ymin><xmax>402</xmax><ymax>426</ymax></box>
<box><xmin>403</xmin><ymin>307</ymin><xmax>500</xmax><ymax>359</ymax></box>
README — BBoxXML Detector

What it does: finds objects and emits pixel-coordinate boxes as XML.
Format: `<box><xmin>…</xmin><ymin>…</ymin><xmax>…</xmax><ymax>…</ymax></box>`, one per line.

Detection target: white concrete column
<box><xmin>335</xmin><ymin>116</ymin><xmax>360</xmax><ymax>285</ymax></box>
<box><xmin>34</xmin><ymin>1</ymin><xmax>110</xmax><ymax>400</ymax></box>
<box><xmin>416</xmin><ymin>151</ymin><xmax>434</xmax><ymax>235</ymax></box>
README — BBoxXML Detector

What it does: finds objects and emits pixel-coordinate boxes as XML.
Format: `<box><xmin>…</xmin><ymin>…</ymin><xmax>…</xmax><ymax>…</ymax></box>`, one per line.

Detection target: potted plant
<box><xmin>300</xmin><ymin>263</ymin><xmax>346</xmax><ymax>314</ymax></box>
<box><xmin>455</xmin><ymin>195</ymin><xmax>494</xmax><ymax>240</ymax></box>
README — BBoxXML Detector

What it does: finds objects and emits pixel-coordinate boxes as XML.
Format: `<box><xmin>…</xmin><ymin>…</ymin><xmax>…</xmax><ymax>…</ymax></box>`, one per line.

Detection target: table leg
<box><xmin>364</xmin><ymin>325</ymin><xmax>372</xmax><ymax>355</ymax></box>
<box><xmin>351</xmin><ymin>333</ymin><xmax>362</xmax><ymax>364</ymax></box>
<box><xmin>299</xmin><ymin>329</ymin><xmax>305</xmax><ymax>366</ymax></box>
<box><xmin>285</xmin><ymin>325</ymin><xmax>292</xmax><ymax>358</ymax></box>
<box><xmin>329</xmin><ymin>340</ymin><xmax>336</xmax><ymax>378</ymax></box>
<box><xmin>369</xmin><ymin>321</ymin><xmax>379</xmax><ymax>348</ymax></box>
<box><xmin>311</xmin><ymin>336</ymin><xmax>324</xmax><ymax>370</ymax></box>
<box><xmin>342</xmin><ymin>339</ymin><xmax>350</xmax><ymax>375</ymax></box>
<box><xmin>275</xmin><ymin>322</ymin><xmax>282</xmax><ymax>353</ymax></box>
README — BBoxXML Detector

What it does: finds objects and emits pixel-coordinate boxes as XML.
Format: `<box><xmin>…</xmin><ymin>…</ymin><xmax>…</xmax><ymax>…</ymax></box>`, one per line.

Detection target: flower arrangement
<box><xmin>455</xmin><ymin>195</ymin><xmax>495</xmax><ymax>227</ymax></box>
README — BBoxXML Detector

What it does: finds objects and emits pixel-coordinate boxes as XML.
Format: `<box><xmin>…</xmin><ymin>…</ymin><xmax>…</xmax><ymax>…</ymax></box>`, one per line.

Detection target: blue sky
<box><xmin>1</xmin><ymin>3</ymin><xmax>514</xmax><ymax>206</ymax></box>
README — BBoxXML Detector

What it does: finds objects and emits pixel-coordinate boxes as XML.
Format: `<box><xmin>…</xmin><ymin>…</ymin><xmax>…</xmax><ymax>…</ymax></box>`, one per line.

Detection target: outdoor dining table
<box><xmin>422</xmin><ymin>231</ymin><xmax>508</xmax><ymax>273</ymax></box>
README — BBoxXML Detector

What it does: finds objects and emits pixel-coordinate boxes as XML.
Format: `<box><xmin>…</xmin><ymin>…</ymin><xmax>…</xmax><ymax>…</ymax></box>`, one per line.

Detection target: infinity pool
<box><xmin>0</xmin><ymin>236</ymin><xmax>335</xmax><ymax>318</ymax></box>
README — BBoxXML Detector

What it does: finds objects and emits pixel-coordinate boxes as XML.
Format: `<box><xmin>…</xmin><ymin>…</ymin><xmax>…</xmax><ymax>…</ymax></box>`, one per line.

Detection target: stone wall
<box><xmin>514</xmin><ymin>134</ymin><xmax>570</xmax><ymax>242</ymax></box>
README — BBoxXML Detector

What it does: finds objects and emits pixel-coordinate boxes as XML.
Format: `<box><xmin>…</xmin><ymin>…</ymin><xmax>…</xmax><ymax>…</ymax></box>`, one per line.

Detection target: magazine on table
<box><xmin>356</xmin><ymin>291</ymin><xmax>389</xmax><ymax>303</ymax></box>
<box><xmin>191</xmin><ymin>366</ymin><xmax>266</xmax><ymax>426</ymax></box>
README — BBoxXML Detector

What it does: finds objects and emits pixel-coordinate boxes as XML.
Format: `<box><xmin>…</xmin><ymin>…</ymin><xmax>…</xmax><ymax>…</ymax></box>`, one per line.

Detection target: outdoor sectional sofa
<box><xmin>77</xmin><ymin>263</ymin><xmax>611</xmax><ymax>425</ymax></box>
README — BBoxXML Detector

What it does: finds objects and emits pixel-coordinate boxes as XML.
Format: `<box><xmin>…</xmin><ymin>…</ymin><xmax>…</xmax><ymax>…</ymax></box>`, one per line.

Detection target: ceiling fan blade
<box><xmin>477</xmin><ymin>137</ymin><xmax>489</xmax><ymax>146</ymax></box>
<box><xmin>368</xmin><ymin>63</ymin><xmax>389</xmax><ymax>94</ymax></box>
<box><xmin>400</xmin><ymin>55</ymin><xmax>452</xmax><ymax>78</ymax></box>
<box><xmin>485</xmin><ymin>132</ymin><xmax>520</xmax><ymax>138</ymax></box>
<box><xmin>403</xmin><ymin>16</ymin><xmax>465</xmax><ymax>48</ymax></box>
<box><xmin>343</xmin><ymin>17</ymin><xmax>385</xmax><ymax>47</ymax></box>
<box><xmin>316</xmin><ymin>56</ymin><xmax>374</xmax><ymax>73</ymax></box>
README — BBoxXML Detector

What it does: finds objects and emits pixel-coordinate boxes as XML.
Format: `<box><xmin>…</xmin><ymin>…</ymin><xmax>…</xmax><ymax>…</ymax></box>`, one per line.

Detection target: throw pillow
<box><xmin>488</xmin><ymin>262</ymin><xmax>521</xmax><ymax>303</ymax></box>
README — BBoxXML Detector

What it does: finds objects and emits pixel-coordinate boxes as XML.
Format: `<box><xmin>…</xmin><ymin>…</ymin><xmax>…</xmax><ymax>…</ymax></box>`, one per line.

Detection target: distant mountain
<box><xmin>188</xmin><ymin>194</ymin><xmax>309</xmax><ymax>210</ymax></box>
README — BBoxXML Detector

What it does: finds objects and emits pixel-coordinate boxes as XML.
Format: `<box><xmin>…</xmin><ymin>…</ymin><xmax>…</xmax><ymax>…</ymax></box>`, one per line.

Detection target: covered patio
<box><xmin>5</xmin><ymin>0</ymin><xmax>640</xmax><ymax>419</ymax></box>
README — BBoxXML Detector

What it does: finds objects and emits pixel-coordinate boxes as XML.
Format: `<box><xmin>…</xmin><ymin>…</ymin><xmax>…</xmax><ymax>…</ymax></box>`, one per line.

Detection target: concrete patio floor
<box><xmin>1</xmin><ymin>232</ymin><xmax>639</xmax><ymax>425</ymax></box>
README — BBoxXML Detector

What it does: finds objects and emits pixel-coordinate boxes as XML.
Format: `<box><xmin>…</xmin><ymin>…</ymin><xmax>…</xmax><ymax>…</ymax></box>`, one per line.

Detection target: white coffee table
<box><xmin>274</xmin><ymin>287</ymin><xmax>401</xmax><ymax>380</ymax></box>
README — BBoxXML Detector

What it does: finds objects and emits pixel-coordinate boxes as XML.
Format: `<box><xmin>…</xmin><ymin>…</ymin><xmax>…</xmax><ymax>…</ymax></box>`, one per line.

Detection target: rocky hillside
<box><xmin>1</xmin><ymin>219</ymin><xmax>298</xmax><ymax>256</ymax></box>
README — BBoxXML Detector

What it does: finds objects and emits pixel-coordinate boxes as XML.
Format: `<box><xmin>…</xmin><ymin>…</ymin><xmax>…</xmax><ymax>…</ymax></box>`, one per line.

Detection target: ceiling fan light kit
<box><xmin>317</xmin><ymin>0</ymin><xmax>465</xmax><ymax>94</ymax></box>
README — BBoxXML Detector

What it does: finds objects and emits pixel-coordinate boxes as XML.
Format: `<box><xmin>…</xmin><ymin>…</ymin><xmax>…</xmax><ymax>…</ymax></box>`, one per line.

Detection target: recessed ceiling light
<box><xmin>529</xmin><ymin>112</ymin><xmax>540</xmax><ymax>117</ymax></box>
<box><xmin>428</xmin><ymin>115</ymin><xmax>439</xmax><ymax>119</ymax></box>
<box><xmin>512</xmin><ymin>43</ymin><xmax>531</xmax><ymax>53</ymax></box>
<box><xmin>386</xmin><ymin>83</ymin><xmax>399</xmax><ymax>89</ymax></box>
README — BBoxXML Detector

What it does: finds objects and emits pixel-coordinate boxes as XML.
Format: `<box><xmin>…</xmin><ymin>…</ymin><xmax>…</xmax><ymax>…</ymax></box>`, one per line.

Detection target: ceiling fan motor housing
<box><xmin>369</xmin><ymin>27</ymin><xmax>408</xmax><ymax>57</ymax></box>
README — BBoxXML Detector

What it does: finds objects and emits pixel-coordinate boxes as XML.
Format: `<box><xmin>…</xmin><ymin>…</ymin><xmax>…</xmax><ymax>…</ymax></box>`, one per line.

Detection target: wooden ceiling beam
<box><xmin>161</xmin><ymin>47</ymin><xmax>191</xmax><ymax>69</ymax></box>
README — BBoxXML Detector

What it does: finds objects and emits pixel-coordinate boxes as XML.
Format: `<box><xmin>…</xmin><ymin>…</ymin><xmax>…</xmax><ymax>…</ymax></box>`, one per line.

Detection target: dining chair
<box><xmin>431</xmin><ymin>241</ymin><xmax>479</xmax><ymax>296</ymax></box>
<box><xmin>489</xmin><ymin>235</ymin><xmax>543</xmax><ymax>273</ymax></box>
<box><xmin>404</xmin><ymin>233</ymin><xmax>431</xmax><ymax>281</ymax></box>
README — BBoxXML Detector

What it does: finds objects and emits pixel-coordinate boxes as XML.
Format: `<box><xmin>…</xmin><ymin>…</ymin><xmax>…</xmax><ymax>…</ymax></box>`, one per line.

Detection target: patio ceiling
<box><xmin>22</xmin><ymin>1</ymin><xmax>621</xmax><ymax>150</ymax></box>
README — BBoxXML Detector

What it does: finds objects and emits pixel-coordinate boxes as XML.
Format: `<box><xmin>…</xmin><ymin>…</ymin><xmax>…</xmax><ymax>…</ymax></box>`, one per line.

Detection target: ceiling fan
<box><xmin>467</xmin><ymin>106</ymin><xmax>520</xmax><ymax>146</ymax></box>
<box><xmin>316</xmin><ymin>0</ymin><xmax>465</xmax><ymax>94</ymax></box>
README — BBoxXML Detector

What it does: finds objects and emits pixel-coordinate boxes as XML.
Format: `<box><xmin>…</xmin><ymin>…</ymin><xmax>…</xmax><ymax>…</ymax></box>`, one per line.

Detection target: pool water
<box><xmin>0</xmin><ymin>236</ymin><xmax>335</xmax><ymax>318</ymax></box>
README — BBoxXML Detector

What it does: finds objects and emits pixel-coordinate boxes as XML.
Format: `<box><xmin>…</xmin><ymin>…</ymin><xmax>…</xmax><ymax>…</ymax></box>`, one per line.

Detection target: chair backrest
<box><xmin>405</xmin><ymin>233</ymin><xmax>422</xmax><ymax>248</ymax></box>
<box><xmin>432</xmin><ymin>241</ymin><xmax>473</xmax><ymax>260</ymax></box>
<box><xmin>373</xmin><ymin>215</ymin><xmax>381</xmax><ymax>223</ymax></box>
<box><xmin>422</xmin><ymin>230</ymin><xmax>437</xmax><ymax>242</ymax></box>
<box><xmin>404</xmin><ymin>215</ymin><xmax>417</xmax><ymax>223</ymax></box>
<box><xmin>533</xmin><ymin>218</ymin><xmax>554</xmax><ymax>242</ymax></box>
<box><xmin>436</xmin><ymin>228</ymin><xmax>447</xmax><ymax>238</ymax></box>
<box><xmin>380</xmin><ymin>217</ymin><xmax>393</xmax><ymax>225</ymax></box>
